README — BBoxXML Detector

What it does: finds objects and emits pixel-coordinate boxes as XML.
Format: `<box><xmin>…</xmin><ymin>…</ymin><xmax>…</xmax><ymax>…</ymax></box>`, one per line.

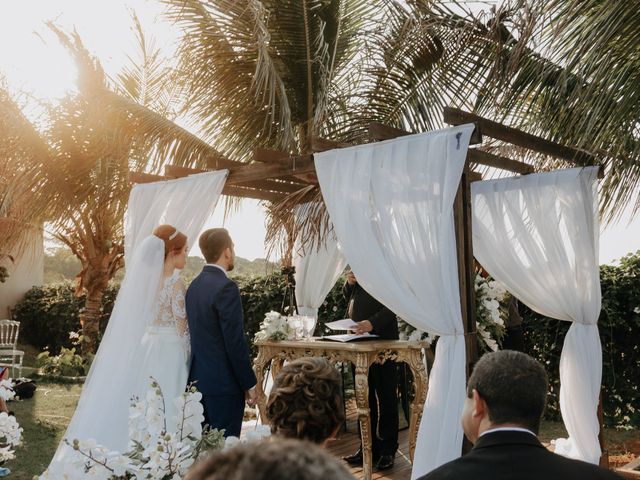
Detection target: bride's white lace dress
<box><xmin>134</xmin><ymin>272</ymin><xmax>190</xmax><ymax>421</ymax></box>
<box><xmin>46</xmin><ymin>236</ymin><xmax>190</xmax><ymax>472</ymax></box>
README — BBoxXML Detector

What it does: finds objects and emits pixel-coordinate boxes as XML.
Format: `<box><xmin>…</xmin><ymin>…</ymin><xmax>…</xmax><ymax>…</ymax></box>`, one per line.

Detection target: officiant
<box><xmin>342</xmin><ymin>271</ymin><xmax>399</xmax><ymax>471</ymax></box>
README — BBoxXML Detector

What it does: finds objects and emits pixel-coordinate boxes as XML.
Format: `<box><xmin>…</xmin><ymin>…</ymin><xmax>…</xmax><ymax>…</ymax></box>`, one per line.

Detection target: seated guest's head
<box><xmin>185</xmin><ymin>437</ymin><xmax>355</xmax><ymax>480</ymax></box>
<box><xmin>463</xmin><ymin>350</ymin><xmax>548</xmax><ymax>443</ymax></box>
<box><xmin>267</xmin><ymin>357</ymin><xmax>344</xmax><ymax>445</ymax></box>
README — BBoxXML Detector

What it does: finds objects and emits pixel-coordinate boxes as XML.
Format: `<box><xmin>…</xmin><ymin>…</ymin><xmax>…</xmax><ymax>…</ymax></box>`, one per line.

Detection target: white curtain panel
<box><xmin>124</xmin><ymin>170</ymin><xmax>228</xmax><ymax>262</ymax></box>
<box><xmin>293</xmin><ymin>205</ymin><xmax>347</xmax><ymax>320</ymax></box>
<box><xmin>316</xmin><ymin>124</ymin><xmax>475</xmax><ymax>478</ymax></box>
<box><xmin>471</xmin><ymin>166</ymin><xmax>602</xmax><ymax>464</ymax></box>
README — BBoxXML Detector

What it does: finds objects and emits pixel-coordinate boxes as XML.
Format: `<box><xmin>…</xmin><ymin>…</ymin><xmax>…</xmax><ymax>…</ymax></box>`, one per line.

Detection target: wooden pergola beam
<box><xmin>468</xmin><ymin>149</ymin><xmax>535</xmax><ymax>175</ymax></box>
<box><xmin>311</xmin><ymin>136</ymin><xmax>350</xmax><ymax>152</ymax></box>
<box><xmin>369</xmin><ymin>121</ymin><xmax>482</xmax><ymax>145</ymax></box>
<box><xmin>164</xmin><ymin>164</ymin><xmax>304</xmax><ymax>194</ymax></box>
<box><xmin>227</xmin><ymin>156</ymin><xmax>314</xmax><ymax>185</ymax></box>
<box><xmin>253</xmin><ymin>148</ymin><xmax>293</xmax><ymax>165</ymax></box>
<box><xmin>129</xmin><ymin>171</ymin><xmax>287</xmax><ymax>203</ymax></box>
<box><xmin>444</xmin><ymin>107</ymin><xmax>596</xmax><ymax>165</ymax></box>
<box><xmin>368</xmin><ymin>122</ymin><xmax>411</xmax><ymax>142</ymax></box>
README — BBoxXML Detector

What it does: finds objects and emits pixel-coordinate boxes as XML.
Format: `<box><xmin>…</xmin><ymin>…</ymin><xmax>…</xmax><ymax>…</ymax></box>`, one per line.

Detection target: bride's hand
<box><xmin>245</xmin><ymin>387</ymin><xmax>258</xmax><ymax>407</ymax></box>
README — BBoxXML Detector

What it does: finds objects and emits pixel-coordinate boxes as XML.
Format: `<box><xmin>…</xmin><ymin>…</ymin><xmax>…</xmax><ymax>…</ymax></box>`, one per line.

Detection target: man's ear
<box><xmin>472</xmin><ymin>389</ymin><xmax>487</xmax><ymax>420</ymax></box>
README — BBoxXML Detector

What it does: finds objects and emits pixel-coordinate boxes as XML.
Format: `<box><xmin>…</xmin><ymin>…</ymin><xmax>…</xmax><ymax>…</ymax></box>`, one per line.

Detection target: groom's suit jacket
<box><xmin>186</xmin><ymin>265</ymin><xmax>257</xmax><ymax>396</ymax></box>
<box><xmin>416</xmin><ymin>431</ymin><xmax>622</xmax><ymax>480</ymax></box>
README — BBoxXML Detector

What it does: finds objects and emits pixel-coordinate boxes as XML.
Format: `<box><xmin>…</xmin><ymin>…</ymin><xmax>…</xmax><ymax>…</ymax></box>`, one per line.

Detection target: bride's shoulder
<box><xmin>169</xmin><ymin>273</ymin><xmax>187</xmax><ymax>293</ymax></box>
<box><xmin>162</xmin><ymin>272</ymin><xmax>185</xmax><ymax>288</ymax></box>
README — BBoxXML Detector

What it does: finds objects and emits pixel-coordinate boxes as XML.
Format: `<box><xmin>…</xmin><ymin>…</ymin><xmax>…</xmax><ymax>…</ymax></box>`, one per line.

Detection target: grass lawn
<box><xmin>8</xmin><ymin>376</ymin><xmax>639</xmax><ymax>479</ymax></box>
<box><xmin>10</xmin><ymin>381</ymin><xmax>82</xmax><ymax>479</ymax></box>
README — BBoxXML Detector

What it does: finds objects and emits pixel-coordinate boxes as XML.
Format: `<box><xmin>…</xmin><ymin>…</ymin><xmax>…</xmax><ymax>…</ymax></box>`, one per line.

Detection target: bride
<box><xmin>47</xmin><ymin>224</ymin><xmax>191</xmax><ymax>469</ymax></box>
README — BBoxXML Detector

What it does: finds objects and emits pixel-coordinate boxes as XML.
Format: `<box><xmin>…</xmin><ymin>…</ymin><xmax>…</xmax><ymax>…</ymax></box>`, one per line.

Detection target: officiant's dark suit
<box><xmin>417</xmin><ymin>350</ymin><xmax>621</xmax><ymax>480</ymax></box>
<box><xmin>186</xmin><ymin>229</ymin><xmax>257</xmax><ymax>438</ymax></box>
<box><xmin>343</xmin><ymin>276</ymin><xmax>399</xmax><ymax>470</ymax></box>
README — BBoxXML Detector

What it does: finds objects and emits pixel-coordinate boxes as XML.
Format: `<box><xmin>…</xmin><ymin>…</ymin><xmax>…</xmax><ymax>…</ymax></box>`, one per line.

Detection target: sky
<box><xmin>1</xmin><ymin>0</ymin><xmax>639</xmax><ymax>263</ymax></box>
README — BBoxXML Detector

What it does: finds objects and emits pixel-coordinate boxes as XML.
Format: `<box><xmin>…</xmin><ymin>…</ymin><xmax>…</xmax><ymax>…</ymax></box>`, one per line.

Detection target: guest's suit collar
<box><xmin>472</xmin><ymin>430</ymin><xmax>545</xmax><ymax>451</ymax></box>
<box><xmin>204</xmin><ymin>264</ymin><xmax>228</xmax><ymax>277</ymax></box>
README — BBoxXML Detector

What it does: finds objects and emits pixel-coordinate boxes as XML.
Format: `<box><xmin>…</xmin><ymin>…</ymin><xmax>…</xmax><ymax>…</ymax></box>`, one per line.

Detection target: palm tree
<box><xmin>33</xmin><ymin>23</ymin><xmax>195</xmax><ymax>354</ymax></box>
<box><xmin>159</xmin><ymin>0</ymin><xmax>493</xmax><ymax>255</ymax></box>
<box><xmin>0</xmin><ymin>82</ymin><xmax>50</xmax><ymax>283</ymax></box>
<box><xmin>465</xmin><ymin>0</ymin><xmax>640</xmax><ymax>223</ymax></box>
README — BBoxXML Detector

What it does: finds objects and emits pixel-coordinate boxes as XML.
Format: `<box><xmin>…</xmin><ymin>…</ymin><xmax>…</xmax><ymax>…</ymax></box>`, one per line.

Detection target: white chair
<box><xmin>0</xmin><ymin>320</ymin><xmax>24</xmax><ymax>378</ymax></box>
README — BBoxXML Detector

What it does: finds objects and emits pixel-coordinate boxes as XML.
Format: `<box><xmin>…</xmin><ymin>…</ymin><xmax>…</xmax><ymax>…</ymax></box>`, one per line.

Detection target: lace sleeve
<box><xmin>171</xmin><ymin>278</ymin><xmax>191</xmax><ymax>362</ymax></box>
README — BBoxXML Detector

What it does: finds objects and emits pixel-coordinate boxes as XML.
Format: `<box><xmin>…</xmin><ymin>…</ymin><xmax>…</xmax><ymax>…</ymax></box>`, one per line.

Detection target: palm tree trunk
<box><xmin>79</xmin><ymin>264</ymin><xmax>110</xmax><ymax>355</ymax></box>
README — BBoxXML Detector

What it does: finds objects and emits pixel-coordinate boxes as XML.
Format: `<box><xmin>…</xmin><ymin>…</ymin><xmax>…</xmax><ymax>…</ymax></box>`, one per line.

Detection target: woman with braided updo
<box><xmin>266</xmin><ymin>357</ymin><xmax>344</xmax><ymax>446</ymax></box>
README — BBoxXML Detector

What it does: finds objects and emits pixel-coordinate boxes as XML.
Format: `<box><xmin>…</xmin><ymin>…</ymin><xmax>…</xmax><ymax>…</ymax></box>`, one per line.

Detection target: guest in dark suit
<box><xmin>417</xmin><ymin>350</ymin><xmax>621</xmax><ymax>480</ymax></box>
<box><xmin>186</xmin><ymin>228</ymin><xmax>257</xmax><ymax>437</ymax></box>
<box><xmin>342</xmin><ymin>271</ymin><xmax>399</xmax><ymax>471</ymax></box>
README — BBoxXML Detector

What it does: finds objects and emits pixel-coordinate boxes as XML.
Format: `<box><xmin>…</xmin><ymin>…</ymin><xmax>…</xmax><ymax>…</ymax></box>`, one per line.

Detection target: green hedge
<box><xmin>13</xmin><ymin>281</ymin><xmax>118</xmax><ymax>354</ymax></box>
<box><xmin>236</xmin><ymin>272</ymin><xmax>348</xmax><ymax>355</ymax></box>
<box><xmin>13</xmin><ymin>253</ymin><xmax>640</xmax><ymax>427</ymax></box>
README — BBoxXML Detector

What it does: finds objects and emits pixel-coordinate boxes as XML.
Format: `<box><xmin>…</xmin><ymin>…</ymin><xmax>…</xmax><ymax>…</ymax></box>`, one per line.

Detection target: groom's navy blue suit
<box><xmin>186</xmin><ymin>265</ymin><xmax>257</xmax><ymax>437</ymax></box>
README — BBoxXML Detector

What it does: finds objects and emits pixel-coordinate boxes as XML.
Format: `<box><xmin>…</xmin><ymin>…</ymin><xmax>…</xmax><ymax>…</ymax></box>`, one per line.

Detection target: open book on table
<box><xmin>321</xmin><ymin>333</ymin><xmax>379</xmax><ymax>342</ymax></box>
<box><xmin>322</xmin><ymin>319</ymin><xmax>379</xmax><ymax>342</ymax></box>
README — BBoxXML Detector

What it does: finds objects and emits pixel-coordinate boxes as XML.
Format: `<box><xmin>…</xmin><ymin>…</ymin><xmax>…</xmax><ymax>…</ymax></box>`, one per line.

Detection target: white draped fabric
<box><xmin>471</xmin><ymin>166</ymin><xmax>602</xmax><ymax>464</ymax></box>
<box><xmin>125</xmin><ymin>170</ymin><xmax>228</xmax><ymax>261</ymax></box>
<box><xmin>316</xmin><ymin>124</ymin><xmax>475</xmax><ymax>478</ymax></box>
<box><xmin>293</xmin><ymin>207</ymin><xmax>347</xmax><ymax>321</ymax></box>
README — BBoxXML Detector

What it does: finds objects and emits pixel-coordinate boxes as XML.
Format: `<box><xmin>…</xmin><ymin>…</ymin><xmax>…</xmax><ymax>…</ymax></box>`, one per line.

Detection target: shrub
<box><xmin>523</xmin><ymin>251</ymin><xmax>640</xmax><ymax>427</ymax></box>
<box><xmin>12</xmin><ymin>281</ymin><xmax>118</xmax><ymax>354</ymax></box>
<box><xmin>236</xmin><ymin>272</ymin><xmax>348</xmax><ymax>356</ymax></box>
<box><xmin>36</xmin><ymin>347</ymin><xmax>87</xmax><ymax>377</ymax></box>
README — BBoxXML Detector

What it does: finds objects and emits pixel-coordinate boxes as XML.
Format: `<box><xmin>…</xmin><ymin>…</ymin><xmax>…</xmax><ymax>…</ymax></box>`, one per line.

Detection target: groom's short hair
<box><xmin>199</xmin><ymin>228</ymin><xmax>233</xmax><ymax>263</ymax></box>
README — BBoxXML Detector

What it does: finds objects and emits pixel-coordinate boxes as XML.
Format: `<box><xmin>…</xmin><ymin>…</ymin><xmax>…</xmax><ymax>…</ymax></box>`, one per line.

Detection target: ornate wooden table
<box><xmin>254</xmin><ymin>339</ymin><xmax>428</xmax><ymax>480</ymax></box>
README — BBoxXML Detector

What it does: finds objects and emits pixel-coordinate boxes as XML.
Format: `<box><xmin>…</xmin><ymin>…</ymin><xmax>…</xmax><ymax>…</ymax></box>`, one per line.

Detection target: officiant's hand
<box><xmin>353</xmin><ymin>320</ymin><xmax>373</xmax><ymax>335</ymax></box>
<box><xmin>246</xmin><ymin>387</ymin><xmax>258</xmax><ymax>407</ymax></box>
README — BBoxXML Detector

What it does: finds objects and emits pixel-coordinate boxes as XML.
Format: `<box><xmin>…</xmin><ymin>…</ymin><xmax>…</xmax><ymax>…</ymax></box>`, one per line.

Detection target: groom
<box><xmin>186</xmin><ymin>228</ymin><xmax>257</xmax><ymax>437</ymax></box>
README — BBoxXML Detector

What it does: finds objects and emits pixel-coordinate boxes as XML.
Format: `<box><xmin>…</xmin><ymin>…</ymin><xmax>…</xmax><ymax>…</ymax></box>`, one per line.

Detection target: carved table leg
<box><xmin>253</xmin><ymin>348</ymin><xmax>272</xmax><ymax>424</ymax></box>
<box><xmin>407</xmin><ymin>349</ymin><xmax>428</xmax><ymax>461</ymax></box>
<box><xmin>271</xmin><ymin>356</ymin><xmax>285</xmax><ymax>380</ymax></box>
<box><xmin>355</xmin><ymin>353</ymin><xmax>373</xmax><ymax>480</ymax></box>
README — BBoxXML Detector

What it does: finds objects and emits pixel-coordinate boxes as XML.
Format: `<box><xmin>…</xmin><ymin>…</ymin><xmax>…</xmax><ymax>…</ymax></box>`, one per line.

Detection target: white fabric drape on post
<box><xmin>124</xmin><ymin>170</ymin><xmax>228</xmax><ymax>261</ymax></box>
<box><xmin>316</xmin><ymin>124</ymin><xmax>475</xmax><ymax>478</ymax></box>
<box><xmin>471</xmin><ymin>166</ymin><xmax>602</xmax><ymax>464</ymax></box>
<box><xmin>293</xmin><ymin>206</ymin><xmax>347</xmax><ymax>320</ymax></box>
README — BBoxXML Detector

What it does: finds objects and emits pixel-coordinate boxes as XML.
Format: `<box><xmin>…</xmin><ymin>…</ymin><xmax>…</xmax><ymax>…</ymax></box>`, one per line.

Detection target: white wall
<box><xmin>0</xmin><ymin>229</ymin><xmax>44</xmax><ymax>318</ymax></box>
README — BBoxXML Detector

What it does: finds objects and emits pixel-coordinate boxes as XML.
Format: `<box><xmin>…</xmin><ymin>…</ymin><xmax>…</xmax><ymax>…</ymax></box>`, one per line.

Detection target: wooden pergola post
<box><xmin>453</xmin><ymin>162</ymin><xmax>478</xmax><ymax>376</ymax></box>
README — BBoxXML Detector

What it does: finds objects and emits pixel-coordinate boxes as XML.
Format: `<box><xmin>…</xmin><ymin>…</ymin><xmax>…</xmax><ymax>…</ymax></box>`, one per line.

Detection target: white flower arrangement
<box><xmin>254</xmin><ymin>311</ymin><xmax>291</xmax><ymax>341</ymax></box>
<box><xmin>0</xmin><ymin>380</ymin><xmax>15</xmax><ymax>402</ymax></box>
<box><xmin>223</xmin><ymin>424</ymin><xmax>271</xmax><ymax>450</ymax></box>
<box><xmin>0</xmin><ymin>412</ymin><xmax>22</xmax><ymax>463</ymax></box>
<box><xmin>474</xmin><ymin>274</ymin><xmax>507</xmax><ymax>352</ymax></box>
<box><xmin>398</xmin><ymin>273</ymin><xmax>508</xmax><ymax>352</ymax></box>
<box><xmin>40</xmin><ymin>378</ymin><xmax>226</xmax><ymax>479</ymax></box>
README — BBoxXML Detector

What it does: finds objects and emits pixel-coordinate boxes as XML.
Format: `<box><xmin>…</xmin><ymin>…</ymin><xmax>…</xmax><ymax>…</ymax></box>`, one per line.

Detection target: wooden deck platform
<box><xmin>328</xmin><ymin>427</ymin><xmax>412</xmax><ymax>480</ymax></box>
<box><xmin>326</xmin><ymin>399</ymin><xmax>413</xmax><ymax>480</ymax></box>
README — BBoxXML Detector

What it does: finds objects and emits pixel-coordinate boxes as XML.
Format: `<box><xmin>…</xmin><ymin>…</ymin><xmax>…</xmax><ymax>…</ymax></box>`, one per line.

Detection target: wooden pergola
<box><xmin>131</xmin><ymin>107</ymin><xmax>607</xmax><ymax>464</ymax></box>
